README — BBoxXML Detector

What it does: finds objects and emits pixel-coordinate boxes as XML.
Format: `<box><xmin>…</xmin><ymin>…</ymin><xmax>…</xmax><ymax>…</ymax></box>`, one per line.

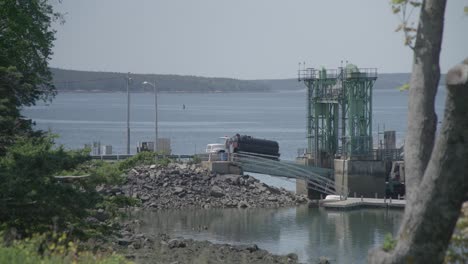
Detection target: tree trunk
<box><xmin>369</xmin><ymin>60</ymin><xmax>468</xmax><ymax>263</ymax></box>
<box><xmin>404</xmin><ymin>0</ymin><xmax>446</xmax><ymax>209</ymax></box>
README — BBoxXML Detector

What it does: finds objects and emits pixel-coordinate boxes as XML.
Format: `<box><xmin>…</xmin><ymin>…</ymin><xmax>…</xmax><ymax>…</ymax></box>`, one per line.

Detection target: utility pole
<box><xmin>153</xmin><ymin>79</ymin><xmax>158</xmax><ymax>153</ymax></box>
<box><xmin>126</xmin><ymin>73</ymin><xmax>131</xmax><ymax>155</ymax></box>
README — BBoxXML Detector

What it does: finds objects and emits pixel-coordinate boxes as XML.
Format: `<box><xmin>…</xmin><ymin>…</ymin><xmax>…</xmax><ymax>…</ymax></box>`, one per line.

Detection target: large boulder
<box><xmin>173</xmin><ymin>187</ymin><xmax>184</xmax><ymax>195</ymax></box>
<box><xmin>210</xmin><ymin>186</ymin><xmax>225</xmax><ymax>198</ymax></box>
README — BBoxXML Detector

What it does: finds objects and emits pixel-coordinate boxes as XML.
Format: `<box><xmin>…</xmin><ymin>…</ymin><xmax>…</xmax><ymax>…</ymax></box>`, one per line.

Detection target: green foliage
<box><xmin>0</xmin><ymin>0</ymin><xmax>58</xmax><ymax>106</ymax></box>
<box><xmin>118</xmin><ymin>151</ymin><xmax>170</xmax><ymax>171</ymax></box>
<box><xmin>0</xmin><ymin>135</ymin><xmax>105</xmax><ymax>237</ymax></box>
<box><xmin>382</xmin><ymin>233</ymin><xmax>397</xmax><ymax>252</ymax></box>
<box><xmin>0</xmin><ymin>233</ymin><xmax>131</xmax><ymax>264</ymax></box>
<box><xmin>60</xmin><ymin>160</ymin><xmax>126</xmax><ymax>186</ymax></box>
<box><xmin>398</xmin><ymin>83</ymin><xmax>410</xmax><ymax>91</ymax></box>
<box><xmin>445</xmin><ymin>204</ymin><xmax>468</xmax><ymax>263</ymax></box>
<box><xmin>191</xmin><ymin>155</ymin><xmax>202</xmax><ymax>164</ymax></box>
<box><xmin>390</xmin><ymin>0</ymin><xmax>421</xmax><ymax>48</ymax></box>
<box><xmin>0</xmin><ymin>67</ymin><xmax>43</xmax><ymax>155</ymax></box>
<box><xmin>0</xmin><ymin>0</ymin><xmax>59</xmax><ymax>154</ymax></box>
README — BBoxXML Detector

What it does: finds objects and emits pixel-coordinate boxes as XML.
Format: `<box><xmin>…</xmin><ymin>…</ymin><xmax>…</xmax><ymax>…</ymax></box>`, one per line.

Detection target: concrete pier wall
<box><xmin>334</xmin><ymin>159</ymin><xmax>387</xmax><ymax>198</ymax></box>
<box><xmin>202</xmin><ymin>161</ymin><xmax>243</xmax><ymax>175</ymax></box>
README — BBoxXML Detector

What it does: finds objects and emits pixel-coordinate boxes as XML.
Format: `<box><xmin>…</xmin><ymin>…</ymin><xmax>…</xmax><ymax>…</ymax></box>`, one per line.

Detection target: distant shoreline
<box><xmin>56</xmin><ymin>89</ymin><xmax>274</xmax><ymax>94</ymax></box>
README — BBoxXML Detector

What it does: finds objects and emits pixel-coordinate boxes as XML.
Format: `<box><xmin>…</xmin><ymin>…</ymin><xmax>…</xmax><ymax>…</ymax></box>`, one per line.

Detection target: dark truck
<box><xmin>229</xmin><ymin>134</ymin><xmax>280</xmax><ymax>159</ymax></box>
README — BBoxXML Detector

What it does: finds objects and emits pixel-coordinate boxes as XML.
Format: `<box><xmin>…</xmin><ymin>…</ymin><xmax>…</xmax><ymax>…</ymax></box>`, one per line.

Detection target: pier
<box><xmin>321</xmin><ymin>197</ymin><xmax>405</xmax><ymax>210</ymax></box>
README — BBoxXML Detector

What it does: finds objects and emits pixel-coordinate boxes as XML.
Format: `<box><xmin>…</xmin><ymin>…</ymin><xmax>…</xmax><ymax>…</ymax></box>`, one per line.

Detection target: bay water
<box><xmin>23</xmin><ymin>88</ymin><xmax>446</xmax><ymax>263</ymax></box>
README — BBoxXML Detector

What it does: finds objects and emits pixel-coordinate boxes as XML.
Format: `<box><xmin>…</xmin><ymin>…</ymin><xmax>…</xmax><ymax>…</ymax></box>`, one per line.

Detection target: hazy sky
<box><xmin>50</xmin><ymin>0</ymin><xmax>468</xmax><ymax>79</ymax></box>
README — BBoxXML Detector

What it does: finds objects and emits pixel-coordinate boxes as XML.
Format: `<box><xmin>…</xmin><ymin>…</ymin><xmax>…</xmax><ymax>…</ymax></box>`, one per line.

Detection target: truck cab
<box><xmin>205</xmin><ymin>137</ymin><xmax>229</xmax><ymax>153</ymax></box>
<box><xmin>205</xmin><ymin>143</ymin><xmax>226</xmax><ymax>153</ymax></box>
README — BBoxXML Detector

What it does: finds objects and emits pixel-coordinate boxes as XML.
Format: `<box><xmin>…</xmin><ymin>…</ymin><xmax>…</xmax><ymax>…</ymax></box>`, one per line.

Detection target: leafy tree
<box><xmin>0</xmin><ymin>0</ymin><xmax>59</xmax><ymax>153</ymax></box>
<box><xmin>369</xmin><ymin>0</ymin><xmax>468</xmax><ymax>263</ymax></box>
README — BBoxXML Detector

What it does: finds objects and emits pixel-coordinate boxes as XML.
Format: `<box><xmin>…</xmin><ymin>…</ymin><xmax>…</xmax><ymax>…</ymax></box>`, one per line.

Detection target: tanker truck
<box><xmin>228</xmin><ymin>134</ymin><xmax>280</xmax><ymax>159</ymax></box>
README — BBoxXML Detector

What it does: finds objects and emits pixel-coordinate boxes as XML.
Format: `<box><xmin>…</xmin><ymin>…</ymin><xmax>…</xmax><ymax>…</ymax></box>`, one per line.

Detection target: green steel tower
<box><xmin>298</xmin><ymin>63</ymin><xmax>377</xmax><ymax>167</ymax></box>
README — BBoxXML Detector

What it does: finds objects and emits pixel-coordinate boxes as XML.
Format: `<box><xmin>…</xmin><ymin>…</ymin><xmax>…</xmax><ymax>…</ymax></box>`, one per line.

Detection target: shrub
<box><xmin>0</xmin><ymin>233</ymin><xmax>131</xmax><ymax>264</ymax></box>
<box><xmin>118</xmin><ymin>151</ymin><xmax>170</xmax><ymax>171</ymax></box>
<box><xmin>382</xmin><ymin>233</ymin><xmax>396</xmax><ymax>252</ymax></box>
<box><xmin>0</xmin><ymin>136</ymin><xmax>103</xmax><ymax>238</ymax></box>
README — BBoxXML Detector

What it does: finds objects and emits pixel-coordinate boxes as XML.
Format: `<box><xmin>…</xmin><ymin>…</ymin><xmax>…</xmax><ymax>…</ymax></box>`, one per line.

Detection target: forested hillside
<box><xmin>52</xmin><ymin>68</ymin><xmax>444</xmax><ymax>93</ymax></box>
<box><xmin>51</xmin><ymin>68</ymin><xmax>270</xmax><ymax>93</ymax></box>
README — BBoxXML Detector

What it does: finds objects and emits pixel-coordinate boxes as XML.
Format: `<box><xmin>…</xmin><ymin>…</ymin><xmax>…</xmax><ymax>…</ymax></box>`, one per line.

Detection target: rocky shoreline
<box><xmin>113</xmin><ymin>220</ymin><xmax>301</xmax><ymax>264</ymax></box>
<box><xmin>99</xmin><ymin>162</ymin><xmax>309</xmax><ymax>263</ymax></box>
<box><xmin>105</xmin><ymin>163</ymin><xmax>308</xmax><ymax>210</ymax></box>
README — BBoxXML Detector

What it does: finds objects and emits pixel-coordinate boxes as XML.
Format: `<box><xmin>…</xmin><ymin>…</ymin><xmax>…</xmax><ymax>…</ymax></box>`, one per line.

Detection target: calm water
<box><xmin>23</xmin><ymin>88</ymin><xmax>446</xmax><ymax>161</ymax></box>
<box><xmin>23</xmin><ymin>89</ymin><xmax>445</xmax><ymax>263</ymax></box>
<box><xmin>131</xmin><ymin>207</ymin><xmax>403</xmax><ymax>264</ymax></box>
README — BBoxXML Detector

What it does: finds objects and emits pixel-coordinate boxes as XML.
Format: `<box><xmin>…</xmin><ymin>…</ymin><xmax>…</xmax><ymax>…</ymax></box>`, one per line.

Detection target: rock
<box><xmin>118</xmin><ymin>238</ymin><xmax>132</xmax><ymax>246</ymax></box>
<box><xmin>210</xmin><ymin>186</ymin><xmax>225</xmax><ymax>197</ymax></box>
<box><xmin>150</xmin><ymin>164</ymin><xmax>157</xmax><ymax>169</ymax></box>
<box><xmin>163</xmin><ymin>182</ymin><xmax>169</xmax><ymax>188</ymax></box>
<box><xmin>140</xmin><ymin>194</ymin><xmax>151</xmax><ymax>202</ymax></box>
<box><xmin>168</xmin><ymin>239</ymin><xmax>186</xmax><ymax>249</ymax></box>
<box><xmin>267</xmin><ymin>186</ymin><xmax>281</xmax><ymax>194</ymax></box>
<box><xmin>177</xmin><ymin>163</ymin><xmax>187</xmax><ymax>170</ymax></box>
<box><xmin>267</xmin><ymin>196</ymin><xmax>278</xmax><ymax>202</ymax></box>
<box><xmin>237</xmin><ymin>244</ymin><xmax>259</xmax><ymax>253</ymax></box>
<box><xmin>297</xmin><ymin>196</ymin><xmax>307</xmax><ymax>203</ymax></box>
<box><xmin>95</xmin><ymin>209</ymin><xmax>110</xmax><ymax>222</ymax></box>
<box><xmin>238</xmin><ymin>201</ymin><xmax>250</xmax><ymax>208</ymax></box>
<box><xmin>95</xmin><ymin>185</ymin><xmax>105</xmax><ymax>193</ymax></box>
<box><xmin>255</xmin><ymin>182</ymin><xmax>267</xmax><ymax>192</ymax></box>
<box><xmin>287</xmin><ymin>253</ymin><xmax>298</xmax><ymax>261</ymax></box>
<box><xmin>318</xmin><ymin>256</ymin><xmax>331</xmax><ymax>264</ymax></box>
<box><xmin>173</xmin><ymin>187</ymin><xmax>184</xmax><ymax>195</ymax></box>
<box><xmin>220</xmin><ymin>174</ymin><xmax>241</xmax><ymax>185</ymax></box>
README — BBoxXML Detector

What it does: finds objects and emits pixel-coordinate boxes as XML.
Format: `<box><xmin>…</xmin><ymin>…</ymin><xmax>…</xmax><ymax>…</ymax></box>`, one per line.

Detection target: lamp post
<box><xmin>142</xmin><ymin>80</ymin><xmax>158</xmax><ymax>153</ymax></box>
<box><xmin>126</xmin><ymin>73</ymin><xmax>132</xmax><ymax>155</ymax></box>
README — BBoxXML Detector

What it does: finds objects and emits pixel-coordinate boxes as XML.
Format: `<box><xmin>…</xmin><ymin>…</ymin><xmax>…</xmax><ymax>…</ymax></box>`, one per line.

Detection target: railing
<box><xmin>233</xmin><ymin>151</ymin><xmax>345</xmax><ymax>195</ymax></box>
<box><xmin>344</xmin><ymin>68</ymin><xmax>377</xmax><ymax>79</ymax></box>
<box><xmin>299</xmin><ymin>67</ymin><xmax>377</xmax><ymax>81</ymax></box>
<box><xmin>335</xmin><ymin>148</ymin><xmax>403</xmax><ymax>161</ymax></box>
<box><xmin>298</xmin><ymin>68</ymin><xmax>340</xmax><ymax>81</ymax></box>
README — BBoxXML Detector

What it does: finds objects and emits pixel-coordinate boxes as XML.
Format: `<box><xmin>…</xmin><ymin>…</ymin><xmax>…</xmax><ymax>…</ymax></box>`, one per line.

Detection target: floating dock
<box><xmin>321</xmin><ymin>197</ymin><xmax>405</xmax><ymax>210</ymax></box>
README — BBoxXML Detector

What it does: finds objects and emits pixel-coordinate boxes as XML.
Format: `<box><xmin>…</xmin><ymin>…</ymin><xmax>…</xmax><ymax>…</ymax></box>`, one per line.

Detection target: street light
<box><xmin>142</xmin><ymin>80</ymin><xmax>158</xmax><ymax>153</ymax></box>
<box><xmin>126</xmin><ymin>73</ymin><xmax>132</xmax><ymax>155</ymax></box>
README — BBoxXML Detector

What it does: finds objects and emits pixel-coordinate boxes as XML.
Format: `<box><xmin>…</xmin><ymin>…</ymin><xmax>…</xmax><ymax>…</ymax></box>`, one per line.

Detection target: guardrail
<box><xmin>233</xmin><ymin>151</ymin><xmax>344</xmax><ymax>195</ymax></box>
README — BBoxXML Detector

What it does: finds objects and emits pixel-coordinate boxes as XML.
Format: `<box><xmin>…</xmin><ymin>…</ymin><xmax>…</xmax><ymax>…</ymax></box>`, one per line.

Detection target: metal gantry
<box><xmin>298</xmin><ymin>63</ymin><xmax>377</xmax><ymax>167</ymax></box>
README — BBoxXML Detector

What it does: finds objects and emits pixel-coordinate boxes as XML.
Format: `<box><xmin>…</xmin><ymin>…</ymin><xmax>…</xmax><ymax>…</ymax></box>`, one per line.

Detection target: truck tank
<box><xmin>231</xmin><ymin>135</ymin><xmax>280</xmax><ymax>158</ymax></box>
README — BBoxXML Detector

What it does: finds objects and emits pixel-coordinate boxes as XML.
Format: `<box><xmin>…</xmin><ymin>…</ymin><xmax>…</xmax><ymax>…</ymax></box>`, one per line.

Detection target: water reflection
<box><xmin>132</xmin><ymin>207</ymin><xmax>402</xmax><ymax>264</ymax></box>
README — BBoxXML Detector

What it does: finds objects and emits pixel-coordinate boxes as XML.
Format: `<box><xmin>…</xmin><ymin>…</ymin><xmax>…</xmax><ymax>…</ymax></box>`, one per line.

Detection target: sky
<box><xmin>50</xmin><ymin>0</ymin><xmax>468</xmax><ymax>80</ymax></box>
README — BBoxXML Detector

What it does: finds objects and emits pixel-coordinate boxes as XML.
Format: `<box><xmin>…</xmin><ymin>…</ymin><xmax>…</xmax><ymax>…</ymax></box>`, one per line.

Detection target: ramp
<box><xmin>232</xmin><ymin>152</ymin><xmax>346</xmax><ymax>195</ymax></box>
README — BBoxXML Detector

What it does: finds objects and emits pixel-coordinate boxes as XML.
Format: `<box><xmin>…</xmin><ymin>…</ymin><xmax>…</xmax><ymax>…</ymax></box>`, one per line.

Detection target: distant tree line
<box><xmin>52</xmin><ymin>68</ymin><xmax>445</xmax><ymax>93</ymax></box>
<box><xmin>51</xmin><ymin>68</ymin><xmax>270</xmax><ymax>93</ymax></box>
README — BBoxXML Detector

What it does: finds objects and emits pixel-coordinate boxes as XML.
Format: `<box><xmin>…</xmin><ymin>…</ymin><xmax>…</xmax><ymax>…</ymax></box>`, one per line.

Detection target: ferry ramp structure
<box><xmin>232</xmin><ymin>151</ymin><xmax>346</xmax><ymax>196</ymax></box>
